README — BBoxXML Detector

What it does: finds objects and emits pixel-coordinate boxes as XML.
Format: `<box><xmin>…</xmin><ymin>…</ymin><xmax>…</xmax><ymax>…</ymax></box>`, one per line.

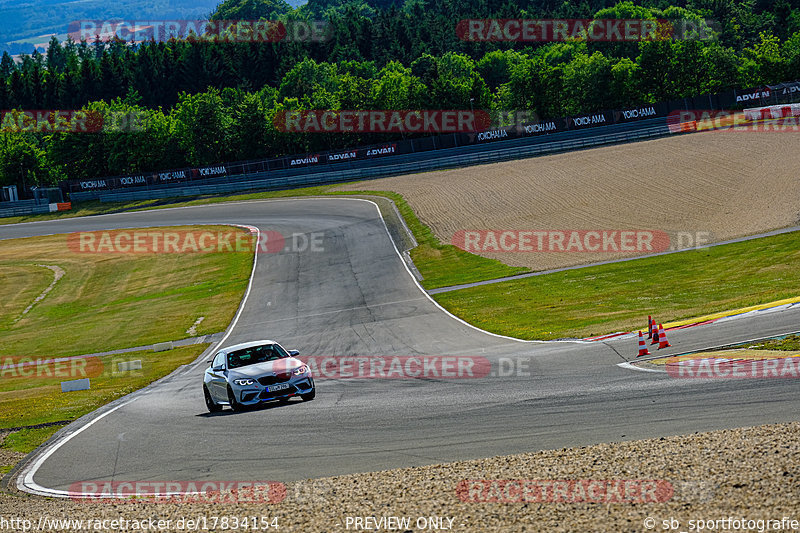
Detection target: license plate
<box><xmin>267</xmin><ymin>383</ymin><xmax>290</xmax><ymax>393</ymax></box>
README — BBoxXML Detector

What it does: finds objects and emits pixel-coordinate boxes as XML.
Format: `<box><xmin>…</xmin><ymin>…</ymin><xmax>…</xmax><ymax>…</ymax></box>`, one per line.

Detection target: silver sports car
<box><xmin>203</xmin><ymin>340</ymin><xmax>315</xmax><ymax>412</ymax></box>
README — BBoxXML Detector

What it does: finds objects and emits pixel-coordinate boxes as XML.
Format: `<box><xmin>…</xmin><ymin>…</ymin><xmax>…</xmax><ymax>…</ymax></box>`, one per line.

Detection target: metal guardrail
<box><xmin>0</xmin><ymin>199</ymin><xmax>38</xmax><ymax>208</ymax></box>
<box><xmin>82</xmin><ymin>120</ymin><xmax>670</xmax><ymax>203</ymax></box>
<box><xmin>0</xmin><ymin>205</ymin><xmax>51</xmax><ymax>218</ymax></box>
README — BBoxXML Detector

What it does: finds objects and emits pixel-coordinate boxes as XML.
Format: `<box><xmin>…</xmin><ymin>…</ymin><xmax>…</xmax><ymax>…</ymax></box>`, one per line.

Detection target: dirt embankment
<box><xmin>337</xmin><ymin>130</ymin><xmax>800</xmax><ymax>272</ymax></box>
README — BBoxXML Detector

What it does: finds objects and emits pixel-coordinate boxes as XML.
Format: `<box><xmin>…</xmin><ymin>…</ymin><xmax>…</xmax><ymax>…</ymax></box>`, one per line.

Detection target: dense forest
<box><xmin>2</xmin><ymin>0</ymin><xmax>800</xmax><ymax>191</ymax></box>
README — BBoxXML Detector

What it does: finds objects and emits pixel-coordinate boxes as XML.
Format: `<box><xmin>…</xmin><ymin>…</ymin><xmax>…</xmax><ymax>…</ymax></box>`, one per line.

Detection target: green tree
<box><xmin>278</xmin><ymin>58</ymin><xmax>339</xmax><ymax>100</ymax></box>
<box><xmin>609</xmin><ymin>57</ymin><xmax>643</xmax><ymax>107</ymax></box>
<box><xmin>562</xmin><ymin>51</ymin><xmax>613</xmax><ymax>115</ymax></box>
<box><xmin>477</xmin><ymin>50</ymin><xmax>526</xmax><ymax>90</ymax></box>
<box><xmin>0</xmin><ymin>134</ymin><xmax>52</xmax><ymax>191</ymax></box>
<box><xmin>211</xmin><ymin>0</ymin><xmax>291</xmax><ymax>20</ymax></box>
<box><xmin>0</xmin><ymin>76</ymin><xmax>9</xmax><ymax>109</ymax></box>
<box><xmin>172</xmin><ymin>88</ymin><xmax>232</xmax><ymax>166</ymax></box>
<box><xmin>229</xmin><ymin>92</ymin><xmax>269</xmax><ymax>160</ymax></box>
<box><xmin>8</xmin><ymin>71</ymin><xmax>24</xmax><ymax>108</ymax></box>
<box><xmin>424</xmin><ymin>53</ymin><xmax>489</xmax><ymax>110</ymax></box>
<box><xmin>590</xmin><ymin>1</ymin><xmax>659</xmax><ymax>59</ymax></box>
<box><xmin>636</xmin><ymin>39</ymin><xmax>676</xmax><ymax>101</ymax></box>
<box><xmin>783</xmin><ymin>31</ymin><xmax>800</xmax><ymax>80</ymax></box>
<box><xmin>502</xmin><ymin>56</ymin><xmax>555</xmax><ymax>119</ymax></box>
<box><xmin>0</xmin><ymin>53</ymin><xmax>15</xmax><ymax>77</ymax></box>
<box><xmin>45</xmin><ymin>36</ymin><xmax>67</xmax><ymax>74</ymax></box>
<box><xmin>370</xmin><ymin>61</ymin><xmax>420</xmax><ymax>110</ymax></box>
<box><xmin>740</xmin><ymin>32</ymin><xmax>784</xmax><ymax>85</ymax></box>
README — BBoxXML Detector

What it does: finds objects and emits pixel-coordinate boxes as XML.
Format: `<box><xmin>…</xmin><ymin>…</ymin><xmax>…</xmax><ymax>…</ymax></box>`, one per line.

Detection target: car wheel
<box><xmin>301</xmin><ymin>389</ymin><xmax>315</xmax><ymax>401</ymax></box>
<box><xmin>228</xmin><ymin>386</ymin><xmax>245</xmax><ymax>411</ymax></box>
<box><xmin>204</xmin><ymin>386</ymin><xmax>222</xmax><ymax>413</ymax></box>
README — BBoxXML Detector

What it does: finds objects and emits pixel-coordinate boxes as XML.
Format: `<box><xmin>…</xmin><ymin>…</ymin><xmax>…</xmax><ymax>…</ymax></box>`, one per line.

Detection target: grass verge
<box><xmin>0</xmin><ymin>344</ymin><xmax>208</xmax><ymax>454</ymax></box>
<box><xmin>2</xmin><ymin>427</ymin><xmax>65</xmax><ymax>454</ymax></box>
<box><xmin>434</xmin><ymin>230</ymin><xmax>800</xmax><ymax>340</ymax></box>
<box><xmin>647</xmin><ymin>348</ymin><xmax>800</xmax><ymax>365</ymax></box>
<box><xmin>0</xmin><ymin>226</ymin><xmax>251</xmax><ymax>455</ymax></box>
<box><xmin>0</xmin><ymin>227</ymin><xmax>251</xmax><ymax>358</ymax></box>
<box><xmin>747</xmin><ymin>334</ymin><xmax>800</xmax><ymax>351</ymax></box>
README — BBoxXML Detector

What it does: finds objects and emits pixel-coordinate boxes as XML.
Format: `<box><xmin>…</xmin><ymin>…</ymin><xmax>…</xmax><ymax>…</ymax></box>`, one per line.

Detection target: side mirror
<box><xmin>212</xmin><ymin>365</ymin><xmax>225</xmax><ymax>372</ymax></box>
<box><xmin>288</xmin><ymin>350</ymin><xmax>300</xmax><ymax>356</ymax></box>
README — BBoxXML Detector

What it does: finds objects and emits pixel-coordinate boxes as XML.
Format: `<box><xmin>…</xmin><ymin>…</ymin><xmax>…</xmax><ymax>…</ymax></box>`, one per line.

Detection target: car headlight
<box><xmin>233</xmin><ymin>378</ymin><xmax>255</xmax><ymax>386</ymax></box>
<box><xmin>293</xmin><ymin>365</ymin><xmax>309</xmax><ymax>375</ymax></box>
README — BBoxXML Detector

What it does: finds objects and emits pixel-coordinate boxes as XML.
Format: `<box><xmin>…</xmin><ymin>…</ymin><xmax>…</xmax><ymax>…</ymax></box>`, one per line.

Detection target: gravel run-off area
<box><xmin>2</xmin><ymin>422</ymin><xmax>799</xmax><ymax>532</ymax></box>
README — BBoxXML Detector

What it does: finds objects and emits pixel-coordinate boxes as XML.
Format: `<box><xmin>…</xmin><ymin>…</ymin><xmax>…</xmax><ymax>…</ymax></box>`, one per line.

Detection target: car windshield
<box><xmin>226</xmin><ymin>344</ymin><xmax>289</xmax><ymax>369</ymax></box>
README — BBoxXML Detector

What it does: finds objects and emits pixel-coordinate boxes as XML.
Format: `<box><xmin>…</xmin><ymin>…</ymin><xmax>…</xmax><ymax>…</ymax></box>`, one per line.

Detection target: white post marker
<box><xmin>152</xmin><ymin>342</ymin><xmax>173</xmax><ymax>352</ymax></box>
<box><xmin>117</xmin><ymin>360</ymin><xmax>142</xmax><ymax>372</ymax></box>
<box><xmin>61</xmin><ymin>378</ymin><xmax>90</xmax><ymax>392</ymax></box>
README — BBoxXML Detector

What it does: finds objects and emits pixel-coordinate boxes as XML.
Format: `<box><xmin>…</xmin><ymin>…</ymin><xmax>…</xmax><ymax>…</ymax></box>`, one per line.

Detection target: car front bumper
<box><xmin>234</xmin><ymin>376</ymin><xmax>315</xmax><ymax>405</ymax></box>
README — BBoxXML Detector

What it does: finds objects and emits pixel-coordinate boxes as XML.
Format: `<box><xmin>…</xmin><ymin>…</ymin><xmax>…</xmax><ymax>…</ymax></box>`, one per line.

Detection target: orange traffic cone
<box><xmin>657</xmin><ymin>323</ymin><xmax>672</xmax><ymax>349</ymax></box>
<box><xmin>647</xmin><ymin>315</ymin><xmax>653</xmax><ymax>338</ymax></box>
<box><xmin>650</xmin><ymin>321</ymin><xmax>660</xmax><ymax>345</ymax></box>
<box><xmin>637</xmin><ymin>331</ymin><xmax>650</xmax><ymax>357</ymax></box>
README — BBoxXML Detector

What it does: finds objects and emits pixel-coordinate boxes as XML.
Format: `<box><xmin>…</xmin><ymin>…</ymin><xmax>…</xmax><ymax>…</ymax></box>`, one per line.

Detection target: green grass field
<box><xmin>2</xmin><ymin>426</ymin><xmax>67</xmax><ymax>455</ymax></box>
<box><xmin>0</xmin><ymin>227</ymin><xmax>253</xmax><ymax>456</ymax></box>
<box><xmin>0</xmin><ymin>344</ymin><xmax>208</xmax><ymax>430</ymax></box>
<box><xmin>747</xmin><ymin>334</ymin><xmax>800</xmax><ymax>351</ymax></box>
<box><xmin>0</xmin><ymin>226</ymin><xmax>252</xmax><ymax>358</ymax></box>
<box><xmin>434</xmin><ymin>230</ymin><xmax>800</xmax><ymax>340</ymax></box>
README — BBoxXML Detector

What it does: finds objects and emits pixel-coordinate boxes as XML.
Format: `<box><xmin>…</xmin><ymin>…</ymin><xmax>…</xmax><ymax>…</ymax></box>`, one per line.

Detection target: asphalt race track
<box><xmin>3</xmin><ymin>198</ymin><xmax>799</xmax><ymax>496</ymax></box>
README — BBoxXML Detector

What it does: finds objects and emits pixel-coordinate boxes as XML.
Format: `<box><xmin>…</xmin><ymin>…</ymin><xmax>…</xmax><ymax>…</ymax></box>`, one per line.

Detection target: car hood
<box><xmin>228</xmin><ymin>357</ymin><xmax>304</xmax><ymax>378</ymax></box>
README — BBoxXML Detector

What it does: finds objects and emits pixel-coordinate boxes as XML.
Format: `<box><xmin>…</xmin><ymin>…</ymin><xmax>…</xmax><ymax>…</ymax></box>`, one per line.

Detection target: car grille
<box><xmin>257</xmin><ymin>373</ymin><xmax>292</xmax><ymax>386</ymax></box>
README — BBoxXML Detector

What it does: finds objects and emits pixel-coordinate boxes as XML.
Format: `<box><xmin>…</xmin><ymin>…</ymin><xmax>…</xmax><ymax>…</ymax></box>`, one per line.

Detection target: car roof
<box><xmin>220</xmin><ymin>340</ymin><xmax>278</xmax><ymax>353</ymax></box>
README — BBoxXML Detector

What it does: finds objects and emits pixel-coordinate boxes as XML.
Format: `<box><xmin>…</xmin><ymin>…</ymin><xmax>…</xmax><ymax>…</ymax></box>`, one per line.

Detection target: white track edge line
<box><xmin>17</xmin><ymin>225</ymin><xmax>262</xmax><ymax>498</ymax></box>
<box><xmin>617</xmin><ymin>362</ymin><xmax>666</xmax><ymax>373</ymax></box>
<box><xmin>359</xmin><ymin>198</ymin><xmax>588</xmax><ymax>345</ymax></box>
<box><xmin>18</xmin><ymin>399</ymin><xmax>137</xmax><ymax>497</ymax></box>
<box><xmin>193</xmin><ymin>224</ymin><xmax>261</xmax><ymax>363</ymax></box>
